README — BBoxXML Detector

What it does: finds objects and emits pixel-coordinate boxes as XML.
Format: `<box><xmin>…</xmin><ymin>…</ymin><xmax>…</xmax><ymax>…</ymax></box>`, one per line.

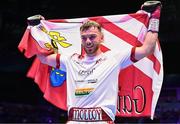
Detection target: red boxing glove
<box><xmin>151</xmin><ymin>6</ymin><xmax>161</xmax><ymax>19</ymax></box>
<box><xmin>148</xmin><ymin>5</ymin><xmax>161</xmax><ymax>33</ymax></box>
<box><xmin>141</xmin><ymin>1</ymin><xmax>162</xmax><ymax>14</ymax></box>
<box><xmin>141</xmin><ymin>1</ymin><xmax>162</xmax><ymax>33</ymax></box>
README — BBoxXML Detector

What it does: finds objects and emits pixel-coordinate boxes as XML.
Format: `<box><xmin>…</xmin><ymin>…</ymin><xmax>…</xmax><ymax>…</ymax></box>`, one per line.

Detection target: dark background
<box><xmin>0</xmin><ymin>0</ymin><xmax>180</xmax><ymax>123</ymax></box>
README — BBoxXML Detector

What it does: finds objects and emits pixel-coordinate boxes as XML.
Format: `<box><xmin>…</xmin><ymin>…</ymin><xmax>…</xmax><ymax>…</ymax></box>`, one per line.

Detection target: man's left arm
<box><xmin>133</xmin><ymin>1</ymin><xmax>162</xmax><ymax>61</ymax></box>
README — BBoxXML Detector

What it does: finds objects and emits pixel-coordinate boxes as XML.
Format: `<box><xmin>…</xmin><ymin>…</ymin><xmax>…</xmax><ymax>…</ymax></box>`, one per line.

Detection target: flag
<box><xmin>18</xmin><ymin>11</ymin><xmax>163</xmax><ymax>119</ymax></box>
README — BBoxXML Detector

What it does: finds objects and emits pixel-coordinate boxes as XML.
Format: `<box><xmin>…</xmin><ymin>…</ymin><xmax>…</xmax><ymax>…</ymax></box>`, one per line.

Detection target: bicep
<box><xmin>37</xmin><ymin>54</ymin><xmax>57</xmax><ymax>67</ymax></box>
<box><xmin>133</xmin><ymin>46</ymin><xmax>147</xmax><ymax>61</ymax></box>
<box><xmin>135</xmin><ymin>32</ymin><xmax>158</xmax><ymax>61</ymax></box>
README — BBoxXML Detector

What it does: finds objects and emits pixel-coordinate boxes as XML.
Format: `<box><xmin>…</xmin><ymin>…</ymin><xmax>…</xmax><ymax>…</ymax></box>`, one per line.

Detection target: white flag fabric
<box><xmin>18</xmin><ymin>12</ymin><xmax>163</xmax><ymax>119</ymax></box>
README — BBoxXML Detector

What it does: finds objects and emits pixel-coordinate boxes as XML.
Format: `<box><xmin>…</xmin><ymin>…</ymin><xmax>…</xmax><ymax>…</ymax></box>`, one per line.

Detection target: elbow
<box><xmin>36</xmin><ymin>54</ymin><xmax>47</xmax><ymax>64</ymax></box>
<box><xmin>146</xmin><ymin>45</ymin><xmax>155</xmax><ymax>56</ymax></box>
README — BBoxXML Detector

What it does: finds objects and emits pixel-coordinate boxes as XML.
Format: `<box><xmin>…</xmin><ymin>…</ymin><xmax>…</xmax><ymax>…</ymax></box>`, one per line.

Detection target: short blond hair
<box><xmin>80</xmin><ymin>20</ymin><xmax>102</xmax><ymax>32</ymax></box>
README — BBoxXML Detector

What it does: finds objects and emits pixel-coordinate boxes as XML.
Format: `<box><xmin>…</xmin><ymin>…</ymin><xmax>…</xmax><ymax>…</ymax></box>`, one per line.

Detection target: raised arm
<box><xmin>27</xmin><ymin>14</ymin><xmax>59</xmax><ymax>68</ymax></box>
<box><xmin>134</xmin><ymin>1</ymin><xmax>162</xmax><ymax>61</ymax></box>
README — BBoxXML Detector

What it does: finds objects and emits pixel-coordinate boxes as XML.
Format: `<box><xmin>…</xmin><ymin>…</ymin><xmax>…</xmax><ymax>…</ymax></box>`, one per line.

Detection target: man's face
<box><xmin>80</xmin><ymin>27</ymin><xmax>103</xmax><ymax>56</ymax></box>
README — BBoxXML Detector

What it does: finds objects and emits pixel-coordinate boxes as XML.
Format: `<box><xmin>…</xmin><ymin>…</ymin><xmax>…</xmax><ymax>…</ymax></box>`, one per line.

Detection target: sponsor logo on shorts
<box><xmin>72</xmin><ymin>108</ymin><xmax>102</xmax><ymax>121</ymax></box>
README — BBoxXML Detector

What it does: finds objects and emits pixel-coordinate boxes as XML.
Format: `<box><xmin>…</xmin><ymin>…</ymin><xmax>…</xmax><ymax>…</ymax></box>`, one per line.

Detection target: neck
<box><xmin>86</xmin><ymin>48</ymin><xmax>102</xmax><ymax>57</ymax></box>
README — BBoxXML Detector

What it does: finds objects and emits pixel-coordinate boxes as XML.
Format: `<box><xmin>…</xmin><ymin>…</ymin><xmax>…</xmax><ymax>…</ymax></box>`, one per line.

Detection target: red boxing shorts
<box><xmin>68</xmin><ymin>107</ymin><xmax>113</xmax><ymax>123</ymax></box>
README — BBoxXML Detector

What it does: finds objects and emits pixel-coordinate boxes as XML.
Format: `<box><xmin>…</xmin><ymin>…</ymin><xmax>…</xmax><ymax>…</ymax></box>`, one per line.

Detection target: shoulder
<box><xmin>69</xmin><ymin>53</ymin><xmax>84</xmax><ymax>60</ymax></box>
<box><xmin>105</xmin><ymin>48</ymin><xmax>131</xmax><ymax>58</ymax></box>
<box><xmin>59</xmin><ymin>53</ymin><xmax>79</xmax><ymax>61</ymax></box>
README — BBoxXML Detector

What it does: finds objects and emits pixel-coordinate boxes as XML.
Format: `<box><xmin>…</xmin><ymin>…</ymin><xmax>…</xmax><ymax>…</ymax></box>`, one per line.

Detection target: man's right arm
<box><xmin>133</xmin><ymin>1</ymin><xmax>162</xmax><ymax>62</ymax></box>
<box><xmin>27</xmin><ymin>14</ymin><xmax>60</xmax><ymax>68</ymax></box>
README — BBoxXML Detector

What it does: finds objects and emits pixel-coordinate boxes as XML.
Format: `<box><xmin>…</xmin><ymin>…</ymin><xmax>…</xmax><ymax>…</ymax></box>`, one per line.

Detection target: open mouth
<box><xmin>85</xmin><ymin>44</ymin><xmax>94</xmax><ymax>49</ymax></box>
